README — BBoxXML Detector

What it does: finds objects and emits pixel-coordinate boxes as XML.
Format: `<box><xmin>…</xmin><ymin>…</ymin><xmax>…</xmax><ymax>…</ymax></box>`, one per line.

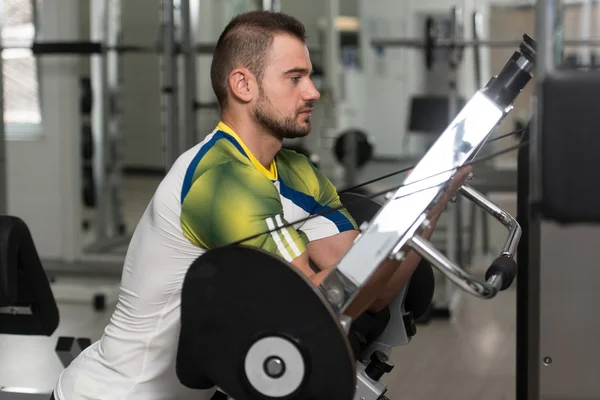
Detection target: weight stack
<box><xmin>80</xmin><ymin>76</ymin><xmax>96</xmax><ymax>211</ymax></box>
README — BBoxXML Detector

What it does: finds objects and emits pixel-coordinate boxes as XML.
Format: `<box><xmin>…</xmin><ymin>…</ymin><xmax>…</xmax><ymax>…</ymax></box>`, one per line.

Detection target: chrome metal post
<box><xmin>180</xmin><ymin>0</ymin><xmax>198</xmax><ymax>151</ymax></box>
<box><xmin>263</xmin><ymin>0</ymin><xmax>281</xmax><ymax>12</ymax></box>
<box><xmin>532</xmin><ymin>0</ymin><xmax>560</xmax><ymax>203</ymax></box>
<box><xmin>107</xmin><ymin>0</ymin><xmax>125</xmax><ymax>236</ymax></box>
<box><xmin>30</xmin><ymin>0</ymin><xmax>43</xmax><ymax>115</ymax></box>
<box><xmin>448</xmin><ymin>6</ymin><xmax>463</xmax><ymax>266</ymax></box>
<box><xmin>91</xmin><ymin>0</ymin><xmax>109</xmax><ymax>242</ymax></box>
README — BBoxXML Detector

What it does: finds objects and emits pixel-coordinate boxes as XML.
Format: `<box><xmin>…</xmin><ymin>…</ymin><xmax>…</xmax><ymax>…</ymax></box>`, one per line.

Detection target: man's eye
<box><xmin>291</xmin><ymin>76</ymin><xmax>301</xmax><ymax>83</ymax></box>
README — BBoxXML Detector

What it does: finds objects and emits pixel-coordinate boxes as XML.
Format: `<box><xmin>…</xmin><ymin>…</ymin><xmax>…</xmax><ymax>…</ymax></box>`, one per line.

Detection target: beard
<box><xmin>252</xmin><ymin>89</ymin><xmax>312</xmax><ymax>140</ymax></box>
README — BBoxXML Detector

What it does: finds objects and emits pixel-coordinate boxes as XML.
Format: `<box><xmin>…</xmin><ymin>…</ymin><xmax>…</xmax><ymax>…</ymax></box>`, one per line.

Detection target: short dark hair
<box><xmin>210</xmin><ymin>11</ymin><xmax>307</xmax><ymax>109</ymax></box>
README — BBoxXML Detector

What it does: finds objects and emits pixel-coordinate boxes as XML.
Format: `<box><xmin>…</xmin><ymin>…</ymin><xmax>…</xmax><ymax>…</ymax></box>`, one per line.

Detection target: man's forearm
<box><xmin>344</xmin><ymin>258</ymin><xmax>398</xmax><ymax>320</ymax></box>
<box><xmin>367</xmin><ymin>214</ymin><xmax>439</xmax><ymax>313</ymax></box>
<box><xmin>308</xmin><ymin>259</ymin><xmax>397</xmax><ymax>320</ymax></box>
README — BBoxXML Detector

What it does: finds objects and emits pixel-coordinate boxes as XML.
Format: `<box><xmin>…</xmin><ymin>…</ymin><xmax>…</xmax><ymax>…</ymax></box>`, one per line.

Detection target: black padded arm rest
<box><xmin>0</xmin><ymin>216</ymin><xmax>59</xmax><ymax>336</ymax></box>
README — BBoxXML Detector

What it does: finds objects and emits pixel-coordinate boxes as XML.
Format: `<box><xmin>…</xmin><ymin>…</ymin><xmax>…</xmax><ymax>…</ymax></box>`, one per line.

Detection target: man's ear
<box><xmin>228</xmin><ymin>68</ymin><xmax>255</xmax><ymax>103</ymax></box>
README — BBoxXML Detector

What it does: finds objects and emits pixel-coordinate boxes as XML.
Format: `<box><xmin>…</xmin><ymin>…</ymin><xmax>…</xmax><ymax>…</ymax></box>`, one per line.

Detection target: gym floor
<box><xmin>0</xmin><ymin>159</ymin><xmax>519</xmax><ymax>399</ymax></box>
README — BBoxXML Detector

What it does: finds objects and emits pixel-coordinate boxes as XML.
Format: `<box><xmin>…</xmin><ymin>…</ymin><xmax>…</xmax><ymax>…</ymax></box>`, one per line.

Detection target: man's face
<box><xmin>252</xmin><ymin>33</ymin><xmax>321</xmax><ymax>139</ymax></box>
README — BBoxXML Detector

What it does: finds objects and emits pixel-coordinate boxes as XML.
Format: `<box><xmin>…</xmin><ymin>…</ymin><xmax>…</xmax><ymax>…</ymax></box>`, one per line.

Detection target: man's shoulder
<box><xmin>276</xmin><ymin>147</ymin><xmax>336</xmax><ymax>199</ymax></box>
<box><xmin>180</xmin><ymin>130</ymin><xmax>253</xmax><ymax>185</ymax></box>
<box><xmin>187</xmin><ymin>129</ymin><xmax>250</xmax><ymax>168</ymax></box>
<box><xmin>277</xmin><ymin>147</ymin><xmax>320</xmax><ymax>179</ymax></box>
<box><xmin>278</xmin><ymin>147</ymin><xmax>313</xmax><ymax>165</ymax></box>
<box><xmin>182</xmin><ymin>159</ymin><xmax>278</xmax><ymax>203</ymax></box>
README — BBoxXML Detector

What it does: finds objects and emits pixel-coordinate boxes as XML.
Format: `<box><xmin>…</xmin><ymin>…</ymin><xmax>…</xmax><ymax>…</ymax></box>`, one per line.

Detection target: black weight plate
<box><xmin>82</xmin><ymin>167</ymin><xmax>96</xmax><ymax>208</ymax></box>
<box><xmin>81</xmin><ymin>124</ymin><xmax>93</xmax><ymax>161</ymax></box>
<box><xmin>334</xmin><ymin>130</ymin><xmax>374</xmax><ymax>168</ymax></box>
<box><xmin>177</xmin><ymin>245</ymin><xmax>356</xmax><ymax>400</ymax></box>
<box><xmin>80</xmin><ymin>77</ymin><xmax>93</xmax><ymax>115</ymax></box>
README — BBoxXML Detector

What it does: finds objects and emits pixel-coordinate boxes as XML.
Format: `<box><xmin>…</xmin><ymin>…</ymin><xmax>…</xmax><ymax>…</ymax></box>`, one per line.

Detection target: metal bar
<box><xmin>263</xmin><ymin>0</ymin><xmax>281</xmax><ymax>12</ymax></box>
<box><xmin>107</xmin><ymin>0</ymin><xmax>125</xmax><ymax>236</ymax></box>
<box><xmin>449</xmin><ymin>7</ymin><xmax>462</xmax><ymax>267</ymax></box>
<box><xmin>161</xmin><ymin>0</ymin><xmax>179</xmax><ymax>170</ymax></box>
<box><xmin>90</xmin><ymin>0</ymin><xmax>109</xmax><ymax>243</ymax></box>
<box><xmin>472</xmin><ymin>11</ymin><xmax>483</xmax><ymax>88</ymax></box>
<box><xmin>325</xmin><ymin>0</ymin><xmax>340</xmax><ymax>103</ymax></box>
<box><xmin>459</xmin><ymin>184</ymin><xmax>521</xmax><ymax>258</ymax></box>
<box><xmin>481</xmin><ymin>205</ymin><xmax>490</xmax><ymax>253</ymax></box>
<box><xmin>30</xmin><ymin>0</ymin><xmax>43</xmax><ymax>118</ymax></box>
<box><xmin>1</xmin><ymin>41</ymin><xmax>319</xmax><ymax>56</ymax></box>
<box><xmin>180</xmin><ymin>0</ymin><xmax>198</xmax><ymax>151</ymax></box>
<box><xmin>371</xmin><ymin>38</ymin><xmax>600</xmax><ymax>49</ymax></box>
<box><xmin>0</xmin><ymin>2</ymin><xmax>6</xmax><ymax>215</ymax></box>
<box><xmin>409</xmin><ymin>235</ymin><xmax>503</xmax><ymax>299</ymax></box>
<box><xmin>469</xmin><ymin>11</ymin><xmax>487</xmax><ymax>260</ymax></box>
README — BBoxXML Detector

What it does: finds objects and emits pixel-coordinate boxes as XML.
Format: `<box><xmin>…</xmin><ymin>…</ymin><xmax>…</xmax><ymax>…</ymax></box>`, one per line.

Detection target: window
<box><xmin>1</xmin><ymin>0</ymin><xmax>42</xmax><ymax>137</ymax></box>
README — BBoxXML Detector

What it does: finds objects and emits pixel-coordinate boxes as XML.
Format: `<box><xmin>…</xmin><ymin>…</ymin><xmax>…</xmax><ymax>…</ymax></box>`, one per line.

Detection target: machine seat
<box><xmin>0</xmin><ymin>215</ymin><xmax>59</xmax><ymax>336</ymax></box>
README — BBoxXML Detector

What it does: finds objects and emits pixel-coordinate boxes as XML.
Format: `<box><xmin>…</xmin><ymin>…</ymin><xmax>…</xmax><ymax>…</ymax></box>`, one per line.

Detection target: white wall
<box><xmin>7</xmin><ymin>0</ymin><xmax>81</xmax><ymax>261</ymax></box>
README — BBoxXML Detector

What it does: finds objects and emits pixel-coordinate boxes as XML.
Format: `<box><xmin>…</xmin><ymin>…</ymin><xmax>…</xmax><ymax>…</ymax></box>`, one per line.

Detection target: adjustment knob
<box><xmin>365</xmin><ymin>350</ymin><xmax>394</xmax><ymax>381</ymax></box>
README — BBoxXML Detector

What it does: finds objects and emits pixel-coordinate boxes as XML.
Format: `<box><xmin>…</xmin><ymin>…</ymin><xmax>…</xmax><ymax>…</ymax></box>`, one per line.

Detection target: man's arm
<box><xmin>307</xmin><ymin>232</ymin><xmax>399</xmax><ymax>319</ymax></box>
<box><xmin>181</xmin><ymin>161</ymin><xmax>354</xmax><ymax>291</ymax></box>
<box><xmin>368</xmin><ymin>165</ymin><xmax>473</xmax><ymax>312</ymax></box>
<box><xmin>181</xmin><ymin>161</ymin><xmax>309</xmax><ymax>262</ymax></box>
<box><xmin>305</xmin><ymin>166</ymin><xmax>472</xmax><ymax>317</ymax></box>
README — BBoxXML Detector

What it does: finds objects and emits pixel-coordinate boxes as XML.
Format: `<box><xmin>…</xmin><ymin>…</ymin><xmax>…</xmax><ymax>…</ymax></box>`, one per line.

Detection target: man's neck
<box><xmin>220</xmin><ymin>112</ymin><xmax>282</xmax><ymax>169</ymax></box>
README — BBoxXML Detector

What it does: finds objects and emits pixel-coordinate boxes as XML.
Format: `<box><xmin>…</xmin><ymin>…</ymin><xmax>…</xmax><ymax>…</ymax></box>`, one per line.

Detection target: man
<box><xmin>53</xmin><ymin>11</ymin><xmax>469</xmax><ymax>400</ymax></box>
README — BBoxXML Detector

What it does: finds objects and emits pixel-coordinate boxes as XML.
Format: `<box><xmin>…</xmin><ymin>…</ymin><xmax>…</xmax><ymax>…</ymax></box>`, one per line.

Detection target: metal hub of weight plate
<box><xmin>176</xmin><ymin>246</ymin><xmax>356</xmax><ymax>399</ymax></box>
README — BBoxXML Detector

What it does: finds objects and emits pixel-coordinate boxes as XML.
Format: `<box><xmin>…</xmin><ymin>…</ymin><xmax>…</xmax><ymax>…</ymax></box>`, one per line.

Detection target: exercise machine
<box><xmin>518</xmin><ymin>0</ymin><xmax>600</xmax><ymax>399</ymax></box>
<box><xmin>0</xmin><ymin>216</ymin><xmax>91</xmax><ymax>399</ymax></box>
<box><xmin>175</xmin><ymin>34</ymin><xmax>535</xmax><ymax>399</ymax></box>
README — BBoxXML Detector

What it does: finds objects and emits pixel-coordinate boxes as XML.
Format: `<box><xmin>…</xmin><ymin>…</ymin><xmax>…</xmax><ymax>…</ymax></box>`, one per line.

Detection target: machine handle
<box><xmin>408</xmin><ymin>235</ymin><xmax>506</xmax><ymax>299</ymax></box>
<box><xmin>485</xmin><ymin>255</ymin><xmax>518</xmax><ymax>291</ymax></box>
<box><xmin>406</xmin><ymin>183</ymin><xmax>521</xmax><ymax>298</ymax></box>
<box><xmin>458</xmin><ymin>183</ymin><xmax>522</xmax><ymax>259</ymax></box>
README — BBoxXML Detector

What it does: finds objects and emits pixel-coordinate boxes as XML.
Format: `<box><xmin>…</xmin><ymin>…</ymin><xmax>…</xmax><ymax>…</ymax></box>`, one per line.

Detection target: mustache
<box><xmin>297</xmin><ymin>102</ymin><xmax>314</xmax><ymax>112</ymax></box>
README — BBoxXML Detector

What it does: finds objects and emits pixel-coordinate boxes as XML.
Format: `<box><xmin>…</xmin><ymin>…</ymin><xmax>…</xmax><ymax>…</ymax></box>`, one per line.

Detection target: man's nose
<box><xmin>304</xmin><ymin>80</ymin><xmax>321</xmax><ymax>101</ymax></box>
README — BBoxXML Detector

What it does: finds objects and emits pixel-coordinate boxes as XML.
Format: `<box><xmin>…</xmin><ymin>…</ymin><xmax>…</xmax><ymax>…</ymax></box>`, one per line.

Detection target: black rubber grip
<box><xmin>32</xmin><ymin>42</ymin><xmax>103</xmax><ymax>55</ymax></box>
<box><xmin>485</xmin><ymin>255</ymin><xmax>518</xmax><ymax>290</ymax></box>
